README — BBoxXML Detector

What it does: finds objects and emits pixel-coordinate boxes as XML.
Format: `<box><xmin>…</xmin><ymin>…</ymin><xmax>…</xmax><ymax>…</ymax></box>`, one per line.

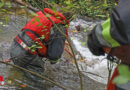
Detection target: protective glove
<box><xmin>87</xmin><ymin>26</ymin><xmax>105</xmax><ymax>56</ymax></box>
<box><xmin>111</xmin><ymin>45</ymin><xmax>130</xmax><ymax>65</ymax></box>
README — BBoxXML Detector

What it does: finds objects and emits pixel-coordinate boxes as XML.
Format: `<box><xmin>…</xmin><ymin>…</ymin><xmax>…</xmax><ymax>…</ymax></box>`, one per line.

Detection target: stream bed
<box><xmin>0</xmin><ymin>7</ymin><xmax>106</xmax><ymax>90</ymax></box>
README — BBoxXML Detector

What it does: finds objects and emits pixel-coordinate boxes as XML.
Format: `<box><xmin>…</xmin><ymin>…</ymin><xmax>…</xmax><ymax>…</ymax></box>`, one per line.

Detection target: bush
<box><xmin>25</xmin><ymin>0</ymin><xmax>117</xmax><ymax>19</ymax></box>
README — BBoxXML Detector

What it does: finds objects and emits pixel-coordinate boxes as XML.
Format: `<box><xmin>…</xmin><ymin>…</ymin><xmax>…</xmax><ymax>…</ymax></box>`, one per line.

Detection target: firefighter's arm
<box><xmin>87</xmin><ymin>0</ymin><xmax>130</xmax><ymax>56</ymax></box>
<box><xmin>104</xmin><ymin>46</ymin><xmax>130</xmax><ymax>65</ymax></box>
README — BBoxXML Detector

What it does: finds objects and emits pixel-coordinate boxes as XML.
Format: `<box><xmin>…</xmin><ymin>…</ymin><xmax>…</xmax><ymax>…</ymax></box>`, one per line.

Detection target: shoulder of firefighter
<box><xmin>87</xmin><ymin>0</ymin><xmax>130</xmax><ymax>64</ymax></box>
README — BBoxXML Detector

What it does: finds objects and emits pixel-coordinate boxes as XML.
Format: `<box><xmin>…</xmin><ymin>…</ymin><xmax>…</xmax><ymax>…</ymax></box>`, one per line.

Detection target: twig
<box><xmin>81</xmin><ymin>71</ymin><xmax>106</xmax><ymax>78</ymax></box>
<box><xmin>64</xmin><ymin>48</ymin><xmax>74</xmax><ymax>58</ymax></box>
<box><xmin>107</xmin><ymin>60</ymin><xmax>113</xmax><ymax>85</ymax></box>
<box><xmin>66</xmin><ymin>37</ymin><xmax>83</xmax><ymax>90</ymax></box>
<box><xmin>0</xmin><ymin>61</ymin><xmax>66</xmax><ymax>90</ymax></box>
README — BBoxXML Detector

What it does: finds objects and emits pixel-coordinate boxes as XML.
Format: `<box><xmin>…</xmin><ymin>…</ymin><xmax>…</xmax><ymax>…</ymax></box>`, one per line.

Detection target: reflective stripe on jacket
<box><xmin>94</xmin><ymin>0</ymin><xmax>130</xmax><ymax>48</ymax></box>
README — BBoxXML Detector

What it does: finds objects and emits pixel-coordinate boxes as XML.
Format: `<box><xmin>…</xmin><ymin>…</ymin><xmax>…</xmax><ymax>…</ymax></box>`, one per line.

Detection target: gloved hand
<box><xmin>112</xmin><ymin>45</ymin><xmax>130</xmax><ymax>65</ymax></box>
<box><xmin>87</xmin><ymin>26</ymin><xmax>105</xmax><ymax>56</ymax></box>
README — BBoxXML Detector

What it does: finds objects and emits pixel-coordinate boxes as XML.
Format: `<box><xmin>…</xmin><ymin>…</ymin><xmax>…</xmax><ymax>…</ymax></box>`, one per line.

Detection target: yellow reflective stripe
<box><xmin>102</xmin><ymin>18</ymin><xmax>120</xmax><ymax>47</ymax></box>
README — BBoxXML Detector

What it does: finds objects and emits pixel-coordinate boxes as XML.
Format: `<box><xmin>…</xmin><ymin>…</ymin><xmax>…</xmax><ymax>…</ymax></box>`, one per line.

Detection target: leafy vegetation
<box><xmin>0</xmin><ymin>0</ymin><xmax>11</xmax><ymax>30</ymax></box>
<box><xmin>26</xmin><ymin>0</ymin><xmax>117</xmax><ymax>19</ymax></box>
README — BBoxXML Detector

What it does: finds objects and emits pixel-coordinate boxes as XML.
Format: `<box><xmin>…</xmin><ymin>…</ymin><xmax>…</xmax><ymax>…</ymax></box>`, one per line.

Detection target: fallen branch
<box><xmin>41</xmin><ymin>0</ymin><xmax>53</xmax><ymax>8</ymax></box>
<box><xmin>41</xmin><ymin>0</ymin><xmax>61</xmax><ymax>9</ymax></box>
<box><xmin>0</xmin><ymin>61</ymin><xmax>66</xmax><ymax>90</ymax></box>
<box><xmin>14</xmin><ymin>0</ymin><xmax>39</xmax><ymax>12</ymax></box>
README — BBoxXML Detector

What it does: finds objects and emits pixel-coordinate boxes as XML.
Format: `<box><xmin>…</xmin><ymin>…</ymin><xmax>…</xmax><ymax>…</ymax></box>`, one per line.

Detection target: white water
<box><xmin>69</xmin><ymin>18</ymin><xmax>109</xmax><ymax>84</ymax></box>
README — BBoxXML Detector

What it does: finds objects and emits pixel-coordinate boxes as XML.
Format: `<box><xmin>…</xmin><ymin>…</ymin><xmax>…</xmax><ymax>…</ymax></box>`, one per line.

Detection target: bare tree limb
<box><xmin>0</xmin><ymin>61</ymin><xmax>66</xmax><ymax>90</ymax></box>
<box><xmin>41</xmin><ymin>0</ymin><xmax>61</xmax><ymax>9</ymax></box>
<box><xmin>14</xmin><ymin>0</ymin><xmax>39</xmax><ymax>12</ymax></box>
<box><xmin>41</xmin><ymin>0</ymin><xmax>53</xmax><ymax>8</ymax></box>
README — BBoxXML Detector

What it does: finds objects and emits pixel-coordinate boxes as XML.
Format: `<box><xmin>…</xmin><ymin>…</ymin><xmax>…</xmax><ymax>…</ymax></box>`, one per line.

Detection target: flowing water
<box><xmin>0</xmin><ymin>7</ymin><xmax>106</xmax><ymax>90</ymax></box>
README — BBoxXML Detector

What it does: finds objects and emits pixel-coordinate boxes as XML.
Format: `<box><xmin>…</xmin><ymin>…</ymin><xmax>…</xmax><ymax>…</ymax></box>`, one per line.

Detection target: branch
<box><xmin>41</xmin><ymin>0</ymin><xmax>61</xmax><ymax>8</ymax></box>
<box><xmin>41</xmin><ymin>0</ymin><xmax>53</xmax><ymax>8</ymax></box>
<box><xmin>14</xmin><ymin>0</ymin><xmax>39</xmax><ymax>12</ymax></box>
<box><xmin>0</xmin><ymin>61</ymin><xmax>66</xmax><ymax>90</ymax></box>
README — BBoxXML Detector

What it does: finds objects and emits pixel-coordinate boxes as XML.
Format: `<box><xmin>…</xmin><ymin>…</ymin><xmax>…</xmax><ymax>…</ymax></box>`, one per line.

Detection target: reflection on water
<box><xmin>0</xmin><ymin>6</ymin><xmax>106</xmax><ymax>90</ymax></box>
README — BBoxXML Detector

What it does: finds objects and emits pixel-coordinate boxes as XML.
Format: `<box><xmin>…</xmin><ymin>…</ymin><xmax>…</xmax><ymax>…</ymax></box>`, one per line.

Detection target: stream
<box><xmin>0</xmin><ymin>7</ymin><xmax>106</xmax><ymax>90</ymax></box>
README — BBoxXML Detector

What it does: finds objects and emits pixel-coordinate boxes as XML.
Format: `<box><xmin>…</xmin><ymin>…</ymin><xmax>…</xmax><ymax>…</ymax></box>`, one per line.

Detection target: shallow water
<box><xmin>0</xmin><ymin>7</ymin><xmax>106</xmax><ymax>90</ymax></box>
<box><xmin>69</xmin><ymin>18</ymin><xmax>111</xmax><ymax>84</ymax></box>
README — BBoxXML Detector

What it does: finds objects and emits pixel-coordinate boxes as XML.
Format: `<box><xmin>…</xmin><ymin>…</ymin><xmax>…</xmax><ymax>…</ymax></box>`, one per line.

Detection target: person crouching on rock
<box><xmin>10</xmin><ymin>8</ymin><xmax>69</xmax><ymax>79</ymax></box>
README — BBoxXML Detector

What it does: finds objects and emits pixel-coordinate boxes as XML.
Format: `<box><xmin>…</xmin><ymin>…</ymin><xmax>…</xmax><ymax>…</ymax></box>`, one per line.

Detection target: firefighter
<box><xmin>87</xmin><ymin>0</ymin><xmax>130</xmax><ymax>90</ymax></box>
<box><xmin>10</xmin><ymin>8</ymin><xmax>69</xmax><ymax>78</ymax></box>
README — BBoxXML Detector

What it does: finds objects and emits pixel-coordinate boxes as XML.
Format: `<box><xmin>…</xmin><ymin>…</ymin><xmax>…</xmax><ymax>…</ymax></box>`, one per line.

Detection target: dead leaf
<box><xmin>2</xmin><ymin>59</ymin><xmax>7</xmax><ymax>62</ymax></box>
<box><xmin>72</xmin><ymin>60</ymin><xmax>75</xmax><ymax>64</ymax></box>
<box><xmin>2</xmin><ymin>59</ymin><xmax>11</xmax><ymax>62</ymax></box>
<box><xmin>79</xmin><ymin>58</ymin><xmax>85</xmax><ymax>62</ymax></box>
<box><xmin>71</xmin><ymin>30</ymin><xmax>78</xmax><ymax>33</ymax></box>
<box><xmin>21</xmin><ymin>84</ymin><xmax>27</xmax><ymax>88</ymax></box>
